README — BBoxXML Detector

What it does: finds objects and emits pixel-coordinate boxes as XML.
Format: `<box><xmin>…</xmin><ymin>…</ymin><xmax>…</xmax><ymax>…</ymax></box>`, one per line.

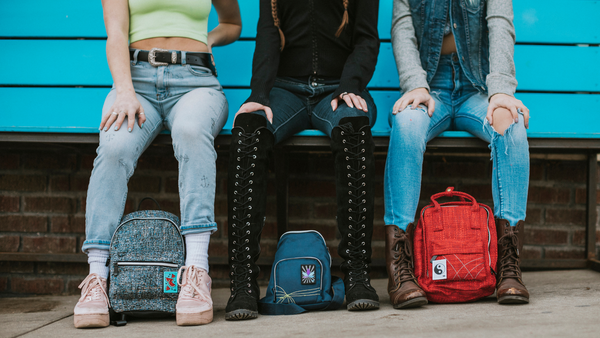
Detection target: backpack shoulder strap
<box><xmin>323</xmin><ymin>276</ymin><xmax>345</xmax><ymax>311</ymax></box>
<box><xmin>257</xmin><ymin>277</ymin><xmax>345</xmax><ymax>315</ymax></box>
<box><xmin>258</xmin><ymin>298</ymin><xmax>307</xmax><ymax>315</ymax></box>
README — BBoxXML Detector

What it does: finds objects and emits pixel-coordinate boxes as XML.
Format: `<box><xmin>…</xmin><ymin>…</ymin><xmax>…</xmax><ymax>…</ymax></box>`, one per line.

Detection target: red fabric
<box><xmin>414</xmin><ymin>187</ymin><xmax>497</xmax><ymax>303</ymax></box>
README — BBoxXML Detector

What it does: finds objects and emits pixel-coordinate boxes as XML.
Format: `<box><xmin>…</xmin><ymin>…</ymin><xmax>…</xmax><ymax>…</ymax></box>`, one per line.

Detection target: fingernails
<box><xmin>128</xmin><ymin>128</ymin><xmax>132</xmax><ymax>132</ymax></box>
<box><xmin>141</xmin><ymin>123</ymin><xmax>144</xmax><ymax>129</ymax></box>
<box><xmin>98</xmin><ymin>126</ymin><xmax>102</xmax><ymax>130</ymax></box>
<box><xmin>104</xmin><ymin>127</ymin><xmax>108</xmax><ymax>132</ymax></box>
<box><xmin>114</xmin><ymin>126</ymin><xmax>119</xmax><ymax>131</ymax></box>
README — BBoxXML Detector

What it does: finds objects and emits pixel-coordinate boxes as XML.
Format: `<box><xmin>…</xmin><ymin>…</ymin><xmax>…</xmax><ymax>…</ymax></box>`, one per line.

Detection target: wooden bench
<box><xmin>1</xmin><ymin>0</ymin><xmax>599</xmax><ymax>271</ymax></box>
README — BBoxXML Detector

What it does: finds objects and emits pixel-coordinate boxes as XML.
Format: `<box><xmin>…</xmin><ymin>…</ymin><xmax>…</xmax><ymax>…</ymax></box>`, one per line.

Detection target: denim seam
<box><xmin>454</xmin><ymin>113</ymin><xmax>483</xmax><ymax>127</ymax></box>
<box><xmin>384</xmin><ymin>155</ymin><xmax>397</xmax><ymax>227</ymax></box>
<box><xmin>271</xmin><ymin>107</ymin><xmax>307</xmax><ymax>135</ymax></box>
<box><xmin>427</xmin><ymin>114</ymin><xmax>451</xmax><ymax>137</ymax></box>
<box><xmin>490</xmin><ymin>133</ymin><xmax>505</xmax><ymax>221</ymax></box>
<box><xmin>311</xmin><ymin>110</ymin><xmax>337</xmax><ymax>131</ymax></box>
<box><xmin>83</xmin><ymin>240</ymin><xmax>111</xmax><ymax>245</ymax></box>
<box><xmin>180</xmin><ymin>222</ymin><xmax>217</xmax><ymax>230</ymax></box>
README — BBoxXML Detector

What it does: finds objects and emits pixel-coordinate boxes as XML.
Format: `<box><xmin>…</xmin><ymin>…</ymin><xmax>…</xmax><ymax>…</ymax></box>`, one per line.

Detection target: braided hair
<box><xmin>271</xmin><ymin>0</ymin><xmax>349</xmax><ymax>51</ymax></box>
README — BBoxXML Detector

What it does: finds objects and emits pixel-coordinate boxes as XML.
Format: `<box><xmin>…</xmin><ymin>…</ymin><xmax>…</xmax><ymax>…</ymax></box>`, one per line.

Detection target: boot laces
<box><xmin>340</xmin><ymin>123</ymin><xmax>370</xmax><ymax>287</ymax></box>
<box><xmin>178</xmin><ymin>266</ymin><xmax>211</xmax><ymax>302</ymax></box>
<box><xmin>391</xmin><ymin>232</ymin><xmax>417</xmax><ymax>285</ymax></box>
<box><xmin>230</xmin><ymin>129</ymin><xmax>260</xmax><ymax>296</ymax></box>
<box><xmin>78</xmin><ymin>273</ymin><xmax>108</xmax><ymax>304</ymax></box>
<box><xmin>498</xmin><ymin>230</ymin><xmax>521</xmax><ymax>279</ymax></box>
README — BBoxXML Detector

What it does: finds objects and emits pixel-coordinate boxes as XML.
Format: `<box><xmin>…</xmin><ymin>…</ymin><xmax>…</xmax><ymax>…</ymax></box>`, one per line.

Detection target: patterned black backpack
<box><xmin>107</xmin><ymin>198</ymin><xmax>185</xmax><ymax>325</ymax></box>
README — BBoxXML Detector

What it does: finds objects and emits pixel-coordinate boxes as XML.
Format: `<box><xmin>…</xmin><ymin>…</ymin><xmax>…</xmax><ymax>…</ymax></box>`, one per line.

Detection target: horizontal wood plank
<box><xmin>2</xmin><ymin>40</ymin><xmax>599</xmax><ymax>93</ymax></box>
<box><xmin>1</xmin><ymin>87</ymin><xmax>598</xmax><ymax>138</ymax></box>
<box><xmin>3</xmin><ymin>1</ymin><xmax>599</xmax><ymax>44</ymax></box>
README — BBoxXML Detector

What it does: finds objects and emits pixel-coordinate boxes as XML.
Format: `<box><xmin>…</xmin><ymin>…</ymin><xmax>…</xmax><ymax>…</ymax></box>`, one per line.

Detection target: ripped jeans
<box><xmin>82</xmin><ymin>56</ymin><xmax>228</xmax><ymax>252</ymax></box>
<box><xmin>384</xmin><ymin>54</ymin><xmax>529</xmax><ymax>230</ymax></box>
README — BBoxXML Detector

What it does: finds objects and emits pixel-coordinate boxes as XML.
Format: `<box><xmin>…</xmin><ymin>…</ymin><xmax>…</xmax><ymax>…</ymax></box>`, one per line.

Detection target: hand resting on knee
<box><xmin>392</xmin><ymin>88</ymin><xmax>435</xmax><ymax>116</ymax></box>
<box><xmin>487</xmin><ymin>93</ymin><xmax>530</xmax><ymax>135</ymax></box>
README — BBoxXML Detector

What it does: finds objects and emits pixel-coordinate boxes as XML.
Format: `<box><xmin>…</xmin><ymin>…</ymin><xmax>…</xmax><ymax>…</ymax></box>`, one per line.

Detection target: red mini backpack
<box><xmin>413</xmin><ymin>187</ymin><xmax>497</xmax><ymax>303</ymax></box>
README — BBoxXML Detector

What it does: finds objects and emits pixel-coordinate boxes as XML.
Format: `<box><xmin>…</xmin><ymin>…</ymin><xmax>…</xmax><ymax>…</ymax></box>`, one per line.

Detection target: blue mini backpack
<box><xmin>107</xmin><ymin>198</ymin><xmax>185</xmax><ymax>324</ymax></box>
<box><xmin>258</xmin><ymin>230</ymin><xmax>345</xmax><ymax>315</ymax></box>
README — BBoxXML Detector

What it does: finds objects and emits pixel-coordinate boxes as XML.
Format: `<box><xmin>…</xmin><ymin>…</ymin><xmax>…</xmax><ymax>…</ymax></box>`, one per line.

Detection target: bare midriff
<box><xmin>441</xmin><ymin>33</ymin><xmax>458</xmax><ymax>55</ymax></box>
<box><xmin>130</xmin><ymin>37</ymin><xmax>209</xmax><ymax>52</ymax></box>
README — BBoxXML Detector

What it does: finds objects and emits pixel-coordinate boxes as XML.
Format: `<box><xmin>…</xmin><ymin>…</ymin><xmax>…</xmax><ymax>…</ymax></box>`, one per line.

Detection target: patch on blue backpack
<box><xmin>164</xmin><ymin>271</ymin><xmax>178</xmax><ymax>293</ymax></box>
<box><xmin>301</xmin><ymin>264</ymin><xmax>316</xmax><ymax>285</ymax></box>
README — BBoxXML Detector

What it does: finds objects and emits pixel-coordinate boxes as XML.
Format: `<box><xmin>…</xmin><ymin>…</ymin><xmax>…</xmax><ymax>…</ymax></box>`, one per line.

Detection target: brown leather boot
<box><xmin>385</xmin><ymin>224</ymin><xmax>428</xmax><ymax>309</ymax></box>
<box><xmin>496</xmin><ymin>219</ymin><xmax>529</xmax><ymax>304</ymax></box>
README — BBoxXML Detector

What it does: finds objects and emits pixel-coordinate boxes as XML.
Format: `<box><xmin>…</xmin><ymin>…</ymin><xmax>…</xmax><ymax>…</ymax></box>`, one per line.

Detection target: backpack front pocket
<box><xmin>110</xmin><ymin>262</ymin><xmax>180</xmax><ymax>302</ymax></box>
<box><xmin>430</xmin><ymin>244</ymin><xmax>486</xmax><ymax>282</ymax></box>
<box><xmin>273</xmin><ymin>257</ymin><xmax>323</xmax><ymax>306</ymax></box>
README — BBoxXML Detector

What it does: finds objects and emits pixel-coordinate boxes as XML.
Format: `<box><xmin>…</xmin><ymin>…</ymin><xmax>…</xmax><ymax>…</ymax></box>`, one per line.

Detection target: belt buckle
<box><xmin>148</xmin><ymin>48</ymin><xmax>169</xmax><ymax>67</ymax></box>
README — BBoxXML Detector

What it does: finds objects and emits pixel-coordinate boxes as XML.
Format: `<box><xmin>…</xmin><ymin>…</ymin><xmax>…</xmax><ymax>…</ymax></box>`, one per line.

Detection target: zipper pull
<box><xmin>430</xmin><ymin>255</ymin><xmax>438</xmax><ymax>263</ymax></box>
<box><xmin>105</xmin><ymin>257</ymin><xmax>111</xmax><ymax>267</ymax></box>
<box><xmin>113</xmin><ymin>262</ymin><xmax>119</xmax><ymax>276</ymax></box>
<box><xmin>490</xmin><ymin>267</ymin><xmax>496</xmax><ymax>276</ymax></box>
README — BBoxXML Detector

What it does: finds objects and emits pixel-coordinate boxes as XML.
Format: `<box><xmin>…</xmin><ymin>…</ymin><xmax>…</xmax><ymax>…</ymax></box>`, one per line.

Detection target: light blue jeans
<box><xmin>384</xmin><ymin>54</ymin><xmax>529</xmax><ymax>230</ymax></box>
<box><xmin>82</xmin><ymin>52</ymin><xmax>228</xmax><ymax>252</ymax></box>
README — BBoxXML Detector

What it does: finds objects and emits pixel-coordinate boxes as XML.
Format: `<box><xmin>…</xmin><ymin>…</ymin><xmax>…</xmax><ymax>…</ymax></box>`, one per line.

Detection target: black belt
<box><xmin>129</xmin><ymin>48</ymin><xmax>217</xmax><ymax>76</ymax></box>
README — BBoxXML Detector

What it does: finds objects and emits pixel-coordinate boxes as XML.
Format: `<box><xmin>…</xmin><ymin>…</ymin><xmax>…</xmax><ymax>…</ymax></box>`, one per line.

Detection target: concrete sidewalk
<box><xmin>2</xmin><ymin>270</ymin><xmax>599</xmax><ymax>338</ymax></box>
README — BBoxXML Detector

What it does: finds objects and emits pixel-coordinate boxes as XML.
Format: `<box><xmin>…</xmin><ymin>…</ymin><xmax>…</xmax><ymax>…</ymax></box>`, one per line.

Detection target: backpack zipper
<box><xmin>113</xmin><ymin>261</ymin><xmax>180</xmax><ymax>276</ymax></box>
<box><xmin>109</xmin><ymin>215</ymin><xmax>185</xmax><ymax>271</ymax></box>
<box><xmin>109</xmin><ymin>216</ymin><xmax>184</xmax><ymax>249</ymax></box>
<box><xmin>279</xmin><ymin>230</ymin><xmax>332</xmax><ymax>266</ymax></box>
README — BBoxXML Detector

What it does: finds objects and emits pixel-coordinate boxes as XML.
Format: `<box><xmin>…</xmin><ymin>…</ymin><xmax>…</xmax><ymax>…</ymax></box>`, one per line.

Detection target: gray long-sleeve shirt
<box><xmin>391</xmin><ymin>0</ymin><xmax>518</xmax><ymax>99</ymax></box>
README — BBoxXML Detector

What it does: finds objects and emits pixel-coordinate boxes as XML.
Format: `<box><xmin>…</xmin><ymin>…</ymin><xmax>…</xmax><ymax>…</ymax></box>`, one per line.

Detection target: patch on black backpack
<box><xmin>301</xmin><ymin>264</ymin><xmax>316</xmax><ymax>285</ymax></box>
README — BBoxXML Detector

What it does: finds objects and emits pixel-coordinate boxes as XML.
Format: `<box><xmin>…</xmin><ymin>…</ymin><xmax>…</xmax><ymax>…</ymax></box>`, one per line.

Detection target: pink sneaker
<box><xmin>176</xmin><ymin>266</ymin><xmax>213</xmax><ymax>325</ymax></box>
<box><xmin>74</xmin><ymin>273</ymin><xmax>109</xmax><ymax>328</ymax></box>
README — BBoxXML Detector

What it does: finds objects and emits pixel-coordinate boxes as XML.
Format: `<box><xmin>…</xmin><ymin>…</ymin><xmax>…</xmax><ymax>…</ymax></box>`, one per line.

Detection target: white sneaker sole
<box><xmin>176</xmin><ymin>309</ymin><xmax>213</xmax><ymax>326</ymax></box>
<box><xmin>74</xmin><ymin>313</ymin><xmax>109</xmax><ymax>328</ymax></box>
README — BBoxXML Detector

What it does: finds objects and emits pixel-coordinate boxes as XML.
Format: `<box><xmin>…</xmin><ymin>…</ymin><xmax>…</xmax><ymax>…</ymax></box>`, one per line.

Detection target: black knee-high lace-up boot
<box><xmin>225</xmin><ymin>114</ymin><xmax>274</xmax><ymax>321</ymax></box>
<box><xmin>331</xmin><ymin>116</ymin><xmax>379</xmax><ymax>311</ymax></box>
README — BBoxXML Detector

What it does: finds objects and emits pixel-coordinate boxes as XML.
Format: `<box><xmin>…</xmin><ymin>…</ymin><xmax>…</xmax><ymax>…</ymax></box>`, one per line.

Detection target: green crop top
<box><xmin>129</xmin><ymin>0</ymin><xmax>211</xmax><ymax>44</ymax></box>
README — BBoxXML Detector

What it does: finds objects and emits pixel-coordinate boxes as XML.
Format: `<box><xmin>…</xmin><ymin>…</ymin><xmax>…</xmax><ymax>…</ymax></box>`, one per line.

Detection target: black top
<box><xmin>246</xmin><ymin>0</ymin><xmax>380</xmax><ymax>106</ymax></box>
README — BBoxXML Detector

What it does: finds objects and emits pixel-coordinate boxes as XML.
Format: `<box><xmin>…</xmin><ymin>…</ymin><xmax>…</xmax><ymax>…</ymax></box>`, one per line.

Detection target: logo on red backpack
<box><xmin>432</xmin><ymin>258</ymin><xmax>447</xmax><ymax>280</ymax></box>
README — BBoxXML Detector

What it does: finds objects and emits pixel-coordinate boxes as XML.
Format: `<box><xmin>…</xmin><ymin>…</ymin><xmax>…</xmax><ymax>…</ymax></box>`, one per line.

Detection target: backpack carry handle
<box><xmin>137</xmin><ymin>197</ymin><xmax>161</xmax><ymax>211</ymax></box>
<box><xmin>431</xmin><ymin>187</ymin><xmax>480</xmax><ymax>231</ymax></box>
<box><xmin>430</xmin><ymin>187</ymin><xmax>478</xmax><ymax>211</ymax></box>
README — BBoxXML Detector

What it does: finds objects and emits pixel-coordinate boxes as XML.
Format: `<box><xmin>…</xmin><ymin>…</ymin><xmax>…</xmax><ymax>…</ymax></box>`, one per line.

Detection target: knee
<box><xmin>490</xmin><ymin>108</ymin><xmax>514</xmax><ymax>136</ymax></box>
<box><xmin>172</xmin><ymin>119</ymin><xmax>213</xmax><ymax>143</ymax></box>
<box><xmin>335</xmin><ymin>104</ymin><xmax>367</xmax><ymax>119</ymax></box>
<box><xmin>97</xmin><ymin>138</ymin><xmax>137</xmax><ymax>168</ymax></box>
<box><xmin>390</xmin><ymin>108</ymin><xmax>429</xmax><ymax>139</ymax></box>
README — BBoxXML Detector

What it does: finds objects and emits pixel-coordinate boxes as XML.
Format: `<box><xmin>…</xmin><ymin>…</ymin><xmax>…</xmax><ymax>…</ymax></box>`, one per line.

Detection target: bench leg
<box><xmin>275</xmin><ymin>149</ymin><xmax>289</xmax><ymax>238</ymax></box>
<box><xmin>586</xmin><ymin>152</ymin><xmax>600</xmax><ymax>272</ymax></box>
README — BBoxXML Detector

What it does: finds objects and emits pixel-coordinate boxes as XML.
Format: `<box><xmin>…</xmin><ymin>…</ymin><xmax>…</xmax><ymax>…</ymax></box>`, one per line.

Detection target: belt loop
<box><xmin>133</xmin><ymin>49</ymin><xmax>140</xmax><ymax>65</ymax></box>
<box><xmin>181</xmin><ymin>51</ymin><xmax>187</xmax><ymax>65</ymax></box>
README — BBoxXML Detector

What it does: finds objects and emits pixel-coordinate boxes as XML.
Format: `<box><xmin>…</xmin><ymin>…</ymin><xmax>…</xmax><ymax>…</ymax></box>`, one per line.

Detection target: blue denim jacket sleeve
<box><xmin>486</xmin><ymin>0</ymin><xmax>518</xmax><ymax>99</ymax></box>
<box><xmin>391</xmin><ymin>0</ymin><xmax>430</xmax><ymax>94</ymax></box>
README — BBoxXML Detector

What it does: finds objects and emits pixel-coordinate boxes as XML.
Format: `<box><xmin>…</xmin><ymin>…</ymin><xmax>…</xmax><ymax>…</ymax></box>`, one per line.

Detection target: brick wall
<box><xmin>1</xmin><ymin>143</ymin><xmax>599</xmax><ymax>295</ymax></box>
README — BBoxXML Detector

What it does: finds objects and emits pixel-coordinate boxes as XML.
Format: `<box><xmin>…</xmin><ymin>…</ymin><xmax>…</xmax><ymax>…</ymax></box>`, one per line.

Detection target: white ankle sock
<box><xmin>185</xmin><ymin>232</ymin><xmax>211</xmax><ymax>272</ymax></box>
<box><xmin>87</xmin><ymin>249</ymin><xmax>110</xmax><ymax>279</ymax></box>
